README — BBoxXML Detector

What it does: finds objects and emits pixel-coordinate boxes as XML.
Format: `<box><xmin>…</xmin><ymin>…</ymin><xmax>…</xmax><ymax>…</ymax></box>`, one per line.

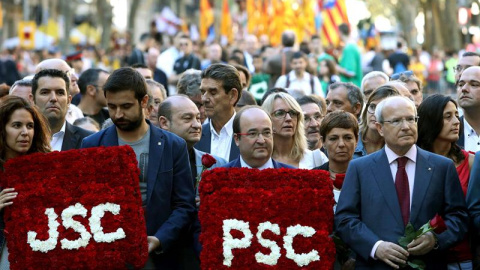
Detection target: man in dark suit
<box><xmin>223</xmin><ymin>106</ymin><xmax>294</xmax><ymax>169</ymax></box>
<box><xmin>81</xmin><ymin>67</ymin><xmax>195</xmax><ymax>269</ymax></box>
<box><xmin>456</xmin><ymin>66</ymin><xmax>480</xmax><ymax>152</ymax></box>
<box><xmin>467</xmin><ymin>152</ymin><xmax>480</xmax><ymax>268</ymax></box>
<box><xmin>263</xmin><ymin>30</ymin><xmax>296</xmax><ymax>86</ymax></box>
<box><xmin>335</xmin><ymin>96</ymin><xmax>468</xmax><ymax>269</ymax></box>
<box><xmin>196</xmin><ymin>63</ymin><xmax>242</xmax><ymax>162</ymax></box>
<box><xmin>32</xmin><ymin>69</ymin><xmax>92</xmax><ymax>151</ymax></box>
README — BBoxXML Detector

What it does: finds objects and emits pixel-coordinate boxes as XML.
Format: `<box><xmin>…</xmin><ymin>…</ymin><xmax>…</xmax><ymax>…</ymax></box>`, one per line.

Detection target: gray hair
<box><xmin>360</xmin><ymin>71</ymin><xmax>389</xmax><ymax>93</ymax></box>
<box><xmin>375</xmin><ymin>96</ymin><xmax>417</xmax><ymax>123</ymax></box>
<box><xmin>145</xmin><ymin>79</ymin><xmax>167</xmax><ymax>103</ymax></box>
<box><xmin>177</xmin><ymin>69</ymin><xmax>201</xmax><ymax>97</ymax></box>
<box><xmin>10</xmin><ymin>79</ymin><xmax>32</xmax><ymax>94</ymax></box>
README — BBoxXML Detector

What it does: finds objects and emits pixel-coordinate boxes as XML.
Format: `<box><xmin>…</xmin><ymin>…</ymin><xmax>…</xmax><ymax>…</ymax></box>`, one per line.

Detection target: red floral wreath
<box><xmin>1</xmin><ymin>146</ymin><xmax>148</xmax><ymax>270</ymax></box>
<box><xmin>199</xmin><ymin>168</ymin><xmax>336</xmax><ymax>269</ymax></box>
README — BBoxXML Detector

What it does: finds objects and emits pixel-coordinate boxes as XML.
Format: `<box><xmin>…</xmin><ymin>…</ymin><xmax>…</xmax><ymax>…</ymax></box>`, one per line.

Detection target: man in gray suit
<box><xmin>263</xmin><ymin>30</ymin><xmax>296</xmax><ymax>86</ymax></box>
<box><xmin>158</xmin><ymin>95</ymin><xmax>227</xmax><ymax>187</ymax></box>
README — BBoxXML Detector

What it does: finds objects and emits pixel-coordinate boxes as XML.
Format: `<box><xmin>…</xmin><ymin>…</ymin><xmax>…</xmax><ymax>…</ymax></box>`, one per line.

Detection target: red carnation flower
<box><xmin>333</xmin><ymin>173</ymin><xmax>345</xmax><ymax>190</ymax></box>
<box><xmin>201</xmin><ymin>154</ymin><xmax>217</xmax><ymax>168</ymax></box>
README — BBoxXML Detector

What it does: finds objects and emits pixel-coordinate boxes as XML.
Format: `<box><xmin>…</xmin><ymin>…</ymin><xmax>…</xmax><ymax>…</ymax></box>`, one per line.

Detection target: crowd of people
<box><xmin>1</xmin><ymin>22</ymin><xmax>480</xmax><ymax>269</ymax></box>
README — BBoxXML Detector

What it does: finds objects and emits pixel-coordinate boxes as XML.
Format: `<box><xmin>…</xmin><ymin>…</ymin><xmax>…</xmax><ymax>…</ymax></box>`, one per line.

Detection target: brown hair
<box><xmin>320</xmin><ymin>110</ymin><xmax>359</xmax><ymax>142</ymax></box>
<box><xmin>0</xmin><ymin>96</ymin><xmax>51</xmax><ymax>169</ymax></box>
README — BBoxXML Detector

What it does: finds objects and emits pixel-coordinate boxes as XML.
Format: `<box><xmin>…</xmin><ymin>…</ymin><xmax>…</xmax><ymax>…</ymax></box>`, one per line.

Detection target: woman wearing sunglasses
<box><xmin>353</xmin><ymin>85</ymin><xmax>401</xmax><ymax>159</ymax></box>
<box><xmin>417</xmin><ymin>94</ymin><xmax>474</xmax><ymax>270</ymax></box>
<box><xmin>262</xmin><ymin>92</ymin><xmax>327</xmax><ymax>168</ymax></box>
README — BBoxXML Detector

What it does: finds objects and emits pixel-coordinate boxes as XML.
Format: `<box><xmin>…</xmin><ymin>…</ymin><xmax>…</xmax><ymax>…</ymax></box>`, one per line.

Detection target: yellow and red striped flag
<box><xmin>199</xmin><ymin>0</ymin><xmax>214</xmax><ymax>41</ymax></box>
<box><xmin>318</xmin><ymin>0</ymin><xmax>349</xmax><ymax>47</ymax></box>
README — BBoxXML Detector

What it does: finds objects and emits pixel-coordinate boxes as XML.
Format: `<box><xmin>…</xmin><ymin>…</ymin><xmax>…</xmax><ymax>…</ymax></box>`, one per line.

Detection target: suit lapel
<box><xmin>101</xmin><ymin>126</ymin><xmax>120</xmax><ymax>147</ymax></box>
<box><xmin>61</xmin><ymin>123</ymin><xmax>77</xmax><ymax>151</ymax></box>
<box><xmin>229</xmin><ymin>137</ymin><xmax>240</xmax><ymax>161</ymax></box>
<box><xmin>146</xmin><ymin>126</ymin><xmax>164</xmax><ymax>205</ymax></box>
<box><xmin>410</xmin><ymin>147</ymin><xmax>434</xmax><ymax>224</ymax></box>
<box><xmin>372</xmin><ymin>150</ymin><xmax>404</xmax><ymax>227</ymax></box>
<box><xmin>196</xmin><ymin>123</ymin><xmax>212</xmax><ymax>153</ymax></box>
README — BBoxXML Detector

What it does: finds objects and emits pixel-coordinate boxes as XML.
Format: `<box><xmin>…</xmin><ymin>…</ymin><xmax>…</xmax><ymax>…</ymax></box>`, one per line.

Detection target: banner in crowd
<box><xmin>1</xmin><ymin>146</ymin><xmax>148</xmax><ymax>270</ymax></box>
<box><xmin>199</xmin><ymin>168</ymin><xmax>335</xmax><ymax>269</ymax></box>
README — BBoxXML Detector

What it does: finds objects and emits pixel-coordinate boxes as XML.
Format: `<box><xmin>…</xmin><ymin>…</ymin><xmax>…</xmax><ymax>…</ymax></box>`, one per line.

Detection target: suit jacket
<box><xmin>80</xmin><ymin>122</ymin><xmax>196</xmax><ymax>268</ymax></box>
<box><xmin>195</xmin><ymin>122</ymin><xmax>240</xmax><ymax>162</ymax></box>
<box><xmin>457</xmin><ymin>116</ymin><xmax>465</xmax><ymax>149</ymax></box>
<box><xmin>61</xmin><ymin>122</ymin><xmax>94</xmax><ymax>151</ymax></box>
<box><xmin>467</xmin><ymin>151</ymin><xmax>480</xmax><ymax>267</ymax></box>
<box><xmin>264</xmin><ymin>49</ymin><xmax>295</xmax><ymax>86</ymax></box>
<box><xmin>222</xmin><ymin>157</ymin><xmax>295</xmax><ymax>169</ymax></box>
<box><xmin>335</xmin><ymin>146</ymin><xmax>468</xmax><ymax>269</ymax></box>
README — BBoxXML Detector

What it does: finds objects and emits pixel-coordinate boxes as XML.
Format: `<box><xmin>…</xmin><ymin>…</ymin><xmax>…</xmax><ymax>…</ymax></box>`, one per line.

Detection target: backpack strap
<box><xmin>286</xmin><ymin>72</ymin><xmax>291</xmax><ymax>88</ymax></box>
<box><xmin>310</xmin><ymin>74</ymin><xmax>314</xmax><ymax>94</ymax></box>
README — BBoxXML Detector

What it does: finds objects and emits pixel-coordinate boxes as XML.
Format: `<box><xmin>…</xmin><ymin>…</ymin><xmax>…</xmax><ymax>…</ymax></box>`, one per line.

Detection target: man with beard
<box><xmin>32</xmin><ymin>69</ymin><xmax>92</xmax><ymax>151</ymax></box>
<box><xmin>81</xmin><ymin>67</ymin><xmax>195</xmax><ymax>269</ymax></box>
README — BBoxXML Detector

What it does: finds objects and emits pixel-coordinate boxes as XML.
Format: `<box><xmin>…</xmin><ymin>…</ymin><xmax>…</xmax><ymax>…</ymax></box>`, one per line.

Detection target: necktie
<box><xmin>395</xmin><ymin>157</ymin><xmax>410</xmax><ymax>226</ymax></box>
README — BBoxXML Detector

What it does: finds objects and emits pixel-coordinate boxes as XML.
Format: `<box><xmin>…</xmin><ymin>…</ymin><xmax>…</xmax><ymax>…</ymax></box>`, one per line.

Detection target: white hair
<box><xmin>361</xmin><ymin>71</ymin><xmax>389</xmax><ymax>93</ymax></box>
<box><xmin>375</xmin><ymin>96</ymin><xmax>417</xmax><ymax>123</ymax></box>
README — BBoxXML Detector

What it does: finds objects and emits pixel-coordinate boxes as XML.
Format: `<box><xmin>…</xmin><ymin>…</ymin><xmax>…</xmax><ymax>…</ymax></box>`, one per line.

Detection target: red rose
<box><xmin>430</xmin><ymin>214</ymin><xmax>447</xmax><ymax>233</ymax></box>
<box><xmin>201</xmin><ymin>154</ymin><xmax>217</xmax><ymax>168</ymax></box>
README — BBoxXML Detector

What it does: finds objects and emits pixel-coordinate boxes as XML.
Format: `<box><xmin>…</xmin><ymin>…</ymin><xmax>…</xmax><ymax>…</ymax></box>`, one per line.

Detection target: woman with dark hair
<box><xmin>417</xmin><ymin>94</ymin><xmax>474</xmax><ymax>270</ymax></box>
<box><xmin>318</xmin><ymin>58</ymin><xmax>340</xmax><ymax>96</ymax></box>
<box><xmin>353</xmin><ymin>85</ymin><xmax>400</xmax><ymax>159</ymax></box>
<box><xmin>0</xmin><ymin>96</ymin><xmax>51</xmax><ymax>267</ymax></box>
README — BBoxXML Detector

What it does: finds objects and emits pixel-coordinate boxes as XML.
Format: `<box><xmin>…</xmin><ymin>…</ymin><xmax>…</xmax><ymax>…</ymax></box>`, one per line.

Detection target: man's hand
<box><xmin>147</xmin><ymin>236</ymin><xmax>161</xmax><ymax>253</ymax></box>
<box><xmin>375</xmin><ymin>241</ymin><xmax>409</xmax><ymax>269</ymax></box>
<box><xmin>407</xmin><ymin>231</ymin><xmax>436</xmax><ymax>256</ymax></box>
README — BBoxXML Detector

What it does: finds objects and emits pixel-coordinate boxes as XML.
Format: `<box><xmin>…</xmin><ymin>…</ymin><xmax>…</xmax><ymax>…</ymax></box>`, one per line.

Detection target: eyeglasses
<box><xmin>236</xmin><ymin>130</ymin><xmax>273</xmax><ymax>139</ymax></box>
<box><xmin>390</xmin><ymin>70</ymin><xmax>414</xmax><ymax>80</ymax></box>
<box><xmin>367</xmin><ymin>103</ymin><xmax>377</xmax><ymax>114</ymax></box>
<box><xmin>382</xmin><ymin>116</ymin><xmax>419</xmax><ymax>126</ymax></box>
<box><xmin>272</xmin><ymin>109</ymin><xmax>299</xmax><ymax>119</ymax></box>
<box><xmin>453</xmin><ymin>65</ymin><xmax>472</xmax><ymax>73</ymax></box>
<box><xmin>304</xmin><ymin>113</ymin><xmax>323</xmax><ymax>124</ymax></box>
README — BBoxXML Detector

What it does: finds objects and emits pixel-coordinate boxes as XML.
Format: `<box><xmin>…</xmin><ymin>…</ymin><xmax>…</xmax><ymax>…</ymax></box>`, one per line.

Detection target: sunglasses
<box><xmin>390</xmin><ymin>70</ymin><xmax>413</xmax><ymax>80</ymax></box>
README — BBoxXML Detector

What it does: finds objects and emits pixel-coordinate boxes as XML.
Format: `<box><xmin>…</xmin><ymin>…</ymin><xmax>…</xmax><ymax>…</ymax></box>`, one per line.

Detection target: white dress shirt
<box><xmin>463</xmin><ymin>119</ymin><xmax>480</xmax><ymax>152</ymax></box>
<box><xmin>370</xmin><ymin>144</ymin><xmax>417</xmax><ymax>259</ymax></box>
<box><xmin>210</xmin><ymin>112</ymin><xmax>235</xmax><ymax>161</ymax></box>
<box><xmin>66</xmin><ymin>104</ymin><xmax>84</xmax><ymax>124</ymax></box>
<box><xmin>299</xmin><ymin>149</ymin><xmax>329</xmax><ymax>169</ymax></box>
<box><xmin>240</xmin><ymin>156</ymin><xmax>274</xmax><ymax>170</ymax></box>
<box><xmin>274</xmin><ymin>70</ymin><xmax>324</xmax><ymax>97</ymax></box>
<box><xmin>51</xmin><ymin>122</ymin><xmax>67</xmax><ymax>151</ymax></box>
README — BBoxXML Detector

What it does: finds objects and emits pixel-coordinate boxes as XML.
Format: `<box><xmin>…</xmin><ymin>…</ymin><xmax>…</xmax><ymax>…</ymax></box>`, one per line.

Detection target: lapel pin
<box><xmin>428</xmin><ymin>168</ymin><xmax>431</xmax><ymax>171</ymax></box>
<box><xmin>158</xmin><ymin>142</ymin><xmax>162</xmax><ymax>146</ymax></box>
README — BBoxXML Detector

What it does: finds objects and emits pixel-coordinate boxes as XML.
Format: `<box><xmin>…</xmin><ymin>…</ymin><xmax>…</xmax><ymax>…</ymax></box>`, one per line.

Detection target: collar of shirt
<box><xmin>385</xmin><ymin>144</ymin><xmax>417</xmax><ymax>165</ymax></box>
<box><xmin>287</xmin><ymin>70</ymin><xmax>311</xmax><ymax>82</ymax></box>
<box><xmin>52</xmin><ymin>122</ymin><xmax>66</xmax><ymax>138</ymax></box>
<box><xmin>50</xmin><ymin>122</ymin><xmax>66</xmax><ymax>152</ymax></box>
<box><xmin>210</xmin><ymin>112</ymin><xmax>236</xmax><ymax>138</ymax></box>
<box><xmin>240</xmin><ymin>156</ymin><xmax>274</xmax><ymax>169</ymax></box>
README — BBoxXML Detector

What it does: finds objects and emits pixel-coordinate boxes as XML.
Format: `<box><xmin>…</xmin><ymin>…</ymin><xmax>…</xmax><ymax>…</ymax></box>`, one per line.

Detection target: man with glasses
<box><xmin>224</xmin><ymin>106</ymin><xmax>294</xmax><ymax>169</ymax></box>
<box><xmin>454</xmin><ymin>52</ymin><xmax>480</xmax><ymax>82</ymax></box>
<box><xmin>457</xmin><ymin>66</ymin><xmax>480</xmax><ymax>152</ymax></box>
<box><xmin>297</xmin><ymin>95</ymin><xmax>325</xmax><ymax>152</ymax></box>
<box><xmin>336</xmin><ymin>96</ymin><xmax>468</xmax><ymax>269</ymax></box>
<box><xmin>196</xmin><ymin>63</ymin><xmax>242</xmax><ymax>161</ymax></box>
<box><xmin>77</xmin><ymin>68</ymin><xmax>110</xmax><ymax>126</ymax></box>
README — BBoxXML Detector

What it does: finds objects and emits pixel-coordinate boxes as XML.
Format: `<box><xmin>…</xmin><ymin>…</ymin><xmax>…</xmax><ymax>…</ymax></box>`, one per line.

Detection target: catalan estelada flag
<box><xmin>318</xmin><ymin>0</ymin><xmax>349</xmax><ymax>47</ymax></box>
<box><xmin>200</xmin><ymin>0</ymin><xmax>215</xmax><ymax>41</ymax></box>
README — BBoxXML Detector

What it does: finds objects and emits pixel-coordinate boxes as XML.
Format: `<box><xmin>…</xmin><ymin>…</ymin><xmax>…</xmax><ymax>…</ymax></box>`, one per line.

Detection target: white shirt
<box><xmin>370</xmin><ymin>144</ymin><xmax>417</xmax><ymax>259</ymax></box>
<box><xmin>275</xmin><ymin>70</ymin><xmax>324</xmax><ymax>97</ymax></box>
<box><xmin>51</xmin><ymin>122</ymin><xmax>66</xmax><ymax>151</ymax></box>
<box><xmin>210</xmin><ymin>112</ymin><xmax>235</xmax><ymax>161</ymax></box>
<box><xmin>299</xmin><ymin>149</ymin><xmax>328</xmax><ymax>169</ymax></box>
<box><xmin>239</xmin><ymin>156</ymin><xmax>274</xmax><ymax>170</ymax></box>
<box><xmin>463</xmin><ymin>118</ymin><xmax>480</xmax><ymax>152</ymax></box>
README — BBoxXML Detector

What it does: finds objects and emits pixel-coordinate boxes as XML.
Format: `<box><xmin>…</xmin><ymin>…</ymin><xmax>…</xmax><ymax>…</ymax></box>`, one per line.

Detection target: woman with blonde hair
<box><xmin>262</xmin><ymin>91</ymin><xmax>327</xmax><ymax>168</ymax></box>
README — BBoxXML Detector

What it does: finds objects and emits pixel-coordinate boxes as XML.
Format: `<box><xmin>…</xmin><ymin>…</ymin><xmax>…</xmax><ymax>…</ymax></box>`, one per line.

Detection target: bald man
<box><xmin>457</xmin><ymin>66</ymin><xmax>480</xmax><ymax>151</ymax></box>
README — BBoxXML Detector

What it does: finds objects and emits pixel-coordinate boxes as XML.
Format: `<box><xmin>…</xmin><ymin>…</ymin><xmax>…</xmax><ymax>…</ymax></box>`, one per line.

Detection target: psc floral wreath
<box><xmin>1</xmin><ymin>146</ymin><xmax>148</xmax><ymax>270</ymax></box>
<box><xmin>199</xmin><ymin>168</ymin><xmax>336</xmax><ymax>269</ymax></box>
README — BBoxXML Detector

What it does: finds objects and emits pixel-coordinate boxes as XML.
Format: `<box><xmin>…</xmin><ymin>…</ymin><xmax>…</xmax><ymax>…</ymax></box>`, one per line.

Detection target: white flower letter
<box><xmin>89</xmin><ymin>203</ymin><xmax>126</xmax><ymax>243</ymax></box>
<box><xmin>222</xmin><ymin>219</ymin><xmax>253</xmax><ymax>267</ymax></box>
<box><xmin>27</xmin><ymin>208</ymin><xmax>60</xmax><ymax>253</ymax></box>
<box><xmin>283</xmin><ymin>225</ymin><xmax>320</xmax><ymax>267</ymax></box>
<box><xmin>60</xmin><ymin>203</ymin><xmax>92</xmax><ymax>250</ymax></box>
<box><xmin>255</xmin><ymin>222</ymin><xmax>281</xmax><ymax>266</ymax></box>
